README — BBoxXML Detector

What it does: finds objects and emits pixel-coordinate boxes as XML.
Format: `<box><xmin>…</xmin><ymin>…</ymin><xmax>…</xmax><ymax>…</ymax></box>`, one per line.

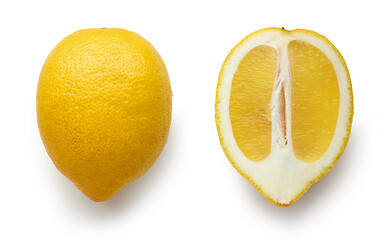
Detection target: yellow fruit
<box><xmin>37</xmin><ymin>28</ymin><xmax>172</xmax><ymax>202</ymax></box>
<box><xmin>215</xmin><ymin>28</ymin><xmax>353</xmax><ymax>206</ymax></box>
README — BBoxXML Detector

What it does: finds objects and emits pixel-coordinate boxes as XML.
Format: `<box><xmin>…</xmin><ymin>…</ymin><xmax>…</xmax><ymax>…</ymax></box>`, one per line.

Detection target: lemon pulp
<box><xmin>229</xmin><ymin>39</ymin><xmax>340</xmax><ymax>163</ymax></box>
<box><xmin>229</xmin><ymin>45</ymin><xmax>277</xmax><ymax>162</ymax></box>
<box><xmin>289</xmin><ymin>40</ymin><xmax>339</xmax><ymax>163</ymax></box>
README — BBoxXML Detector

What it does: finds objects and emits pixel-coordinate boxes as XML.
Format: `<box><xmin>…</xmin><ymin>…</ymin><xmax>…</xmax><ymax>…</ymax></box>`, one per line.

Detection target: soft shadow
<box><xmin>48</xmin><ymin>117</ymin><xmax>179</xmax><ymax>220</ymax></box>
<box><xmin>244</xmin><ymin>125</ymin><xmax>361</xmax><ymax>221</ymax></box>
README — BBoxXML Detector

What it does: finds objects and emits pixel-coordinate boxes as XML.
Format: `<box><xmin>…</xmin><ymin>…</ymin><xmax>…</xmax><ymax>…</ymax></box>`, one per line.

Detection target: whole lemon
<box><xmin>37</xmin><ymin>28</ymin><xmax>172</xmax><ymax>202</ymax></box>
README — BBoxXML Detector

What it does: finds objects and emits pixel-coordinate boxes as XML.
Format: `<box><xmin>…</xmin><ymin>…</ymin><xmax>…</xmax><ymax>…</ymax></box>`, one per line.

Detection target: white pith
<box><xmin>216</xmin><ymin>30</ymin><xmax>352</xmax><ymax>205</ymax></box>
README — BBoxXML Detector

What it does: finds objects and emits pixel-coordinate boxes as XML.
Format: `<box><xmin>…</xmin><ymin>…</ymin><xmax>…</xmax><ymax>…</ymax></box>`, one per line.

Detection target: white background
<box><xmin>0</xmin><ymin>0</ymin><xmax>390</xmax><ymax>239</ymax></box>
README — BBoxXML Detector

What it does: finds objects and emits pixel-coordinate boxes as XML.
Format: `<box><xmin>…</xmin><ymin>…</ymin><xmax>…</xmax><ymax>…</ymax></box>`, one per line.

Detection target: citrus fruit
<box><xmin>37</xmin><ymin>28</ymin><xmax>172</xmax><ymax>202</ymax></box>
<box><xmin>215</xmin><ymin>28</ymin><xmax>353</xmax><ymax>206</ymax></box>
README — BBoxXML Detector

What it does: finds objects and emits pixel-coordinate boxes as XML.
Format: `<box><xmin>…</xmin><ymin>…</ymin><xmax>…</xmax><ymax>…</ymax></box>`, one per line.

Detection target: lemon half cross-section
<box><xmin>215</xmin><ymin>28</ymin><xmax>353</xmax><ymax>206</ymax></box>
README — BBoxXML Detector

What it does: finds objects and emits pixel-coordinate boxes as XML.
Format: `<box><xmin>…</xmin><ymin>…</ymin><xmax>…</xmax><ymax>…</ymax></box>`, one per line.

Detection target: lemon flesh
<box><xmin>37</xmin><ymin>28</ymin><xmax>172</xmax><ymax>202</ymax></box>
<box><xmin>289</xmin><ymin>40</ymin><xmax>340</xmax><ymax>163</ymax></box>
<box><xmin>216</xmin><ymin>28</ymin><xmax>353</xmax><ymax>206</ymax></box>
<box><xmin>230</xmin><ymin>45</ymin><xmax>277</xmax><ymax>162</ymax></box>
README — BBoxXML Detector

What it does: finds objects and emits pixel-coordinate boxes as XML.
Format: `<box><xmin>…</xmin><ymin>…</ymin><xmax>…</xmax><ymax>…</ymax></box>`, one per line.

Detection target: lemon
<box><xmin>215</xmin><ymin>28</ymin><xmax>353</xmax><ymax>206</ymax></box>
<box><xmin>37</xmin><ymin>28</ymin><xmax>172</xmax><ymax>202</ymax></box>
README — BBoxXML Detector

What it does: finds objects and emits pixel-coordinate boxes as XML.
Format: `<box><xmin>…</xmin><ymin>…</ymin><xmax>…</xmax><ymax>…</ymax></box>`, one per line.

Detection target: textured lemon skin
<box><xmin>37</xmin><ymin>28</ymin><xmax>172</xmax><ymax>202</ymax></box>
<box><xmin>215</xmin><ymin>28</ymin><xmax>353</xmax><ymax>207</ymax></box>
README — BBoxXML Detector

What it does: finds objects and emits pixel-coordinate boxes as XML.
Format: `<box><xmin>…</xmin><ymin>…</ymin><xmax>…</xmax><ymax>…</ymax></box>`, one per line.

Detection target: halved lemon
<box><xmin>215</xmin><ymin>28</ymin><xmax>353</xmax><ymax>206</ymax></box>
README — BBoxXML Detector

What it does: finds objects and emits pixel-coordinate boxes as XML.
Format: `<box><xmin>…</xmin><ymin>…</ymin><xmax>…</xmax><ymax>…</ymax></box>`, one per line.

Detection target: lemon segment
<box><xmin>230</xmin><ymin>45</ymin><xmax>278</xmax><ymax>162</ymax></box>
<box><xmin>289</xmin><ymin>40</ymin><xmax>340</xmax><ymax>163</ymax></box>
